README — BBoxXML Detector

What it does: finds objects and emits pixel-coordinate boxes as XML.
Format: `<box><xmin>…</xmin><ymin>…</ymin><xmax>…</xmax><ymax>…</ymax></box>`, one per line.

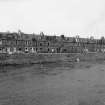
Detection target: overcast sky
<box><xmin>0</xmin><ymin>0</ymin><xmax>105</xmax><ymax>38</ymax></box>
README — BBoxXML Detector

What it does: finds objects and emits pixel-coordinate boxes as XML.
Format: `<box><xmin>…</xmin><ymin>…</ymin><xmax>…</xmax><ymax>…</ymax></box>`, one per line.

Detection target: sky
<box><xmin>0</xmin><ymin>0</ymin><xmax>105</xmax><ymax>38</ymax></box>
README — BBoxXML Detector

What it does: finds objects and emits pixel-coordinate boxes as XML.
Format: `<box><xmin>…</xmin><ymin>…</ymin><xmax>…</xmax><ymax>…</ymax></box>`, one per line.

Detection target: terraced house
<box><xmin>0</xmin><ymin>30</ymin><xmax>105</xmax><ymax>54</ymax></box>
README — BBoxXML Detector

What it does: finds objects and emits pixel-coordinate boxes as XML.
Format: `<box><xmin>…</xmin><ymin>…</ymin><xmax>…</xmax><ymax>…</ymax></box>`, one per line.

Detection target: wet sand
<box><xmin>0</xmin><ymin>61</ymin><xmax>105</xmax><ymax>105</ymax></box>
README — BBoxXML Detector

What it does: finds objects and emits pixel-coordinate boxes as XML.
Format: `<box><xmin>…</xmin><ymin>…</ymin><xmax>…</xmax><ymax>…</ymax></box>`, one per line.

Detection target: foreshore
<box><xmin>0</xmin><ymin>52</ymin><xmax>105</xmax><ymax>66</ymax></box>
<box><xmin>1</xmin><ymin>53</ymin><xmax>105</xmax><ymax>105</ymax></box>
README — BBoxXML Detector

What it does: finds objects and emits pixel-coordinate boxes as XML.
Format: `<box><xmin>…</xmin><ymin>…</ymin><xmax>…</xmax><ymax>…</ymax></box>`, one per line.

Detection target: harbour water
<box><xmin>1</xmin><ymin>61</ymin><xmax>105</xmax><ymax>105</ymax></box>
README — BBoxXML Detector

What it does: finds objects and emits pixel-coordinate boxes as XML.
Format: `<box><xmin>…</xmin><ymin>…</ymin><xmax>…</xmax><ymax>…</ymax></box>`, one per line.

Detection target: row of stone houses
<box><xmin>0</xmin><ymin>31</ymin><xmax>105</xmax><ymax>54</ymax></box>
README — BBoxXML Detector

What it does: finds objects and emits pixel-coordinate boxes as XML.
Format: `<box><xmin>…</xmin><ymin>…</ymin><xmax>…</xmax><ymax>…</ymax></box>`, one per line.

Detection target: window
<box><xmin>40</xmin><ymin>48</ymin><xmax>42</xmax><ymax>50</ymax></box>
<box><xmin>16</xmin><ymin>40</ymin><xmax>17</xmax><ymax>45</ymax></box>
<box><xmin>0</xmin><ymin>40</ymin><xmax>2</xmax><ymax>45</ymax></box>
<box><xmin>51</xmin><ymin>49</ymin><xmax>54</xmax><ymax>52</ymax></box>
<box><xmin>40</xmin><ymin>43</ymin><xmax>42</xmax><ymax>46</ymax></box>
<box><xmin>48</xmin><ymin>42</ymin><xmax>49</xmax><ymax>46</ymax></box>
<box><xmin>63</xmin><ymin>49</ymin><xmax>67</xmax><ymax>52</ymax></box>
<box><xmin>26</xmin><ymin>41</ymin><xmax>28</xmax><ymax>45</ymax></box>
<box><xmin>48</xmin><ymin>48</ymin><xmax>50</xmax><ymax>51</ymax></box>
<box><xmin>19</xmin><ymin>48</ymin><xmax>22</xmax><ymax>51</ymax></box>
<box><xmin>36</xmin><ymin>48</ymin><xmax>38</xmax><ymax>51</ymax></box>
<box><xmin>28</xmin><ymin>41</ymin><xmax>31</xmax><ymax>45</ymax></box>
<box><xmin>25</xmin><ymin>47</ymin><xmax>28</xmax><ymax>52</ymax></box>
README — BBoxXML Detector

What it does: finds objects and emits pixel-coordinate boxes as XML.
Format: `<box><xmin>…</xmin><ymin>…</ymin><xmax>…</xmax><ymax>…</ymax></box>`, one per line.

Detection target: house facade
<box><xmin>0</xmin><ymin>31</ymin><xmax>105</xmax><ymax>54</ymax></box>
